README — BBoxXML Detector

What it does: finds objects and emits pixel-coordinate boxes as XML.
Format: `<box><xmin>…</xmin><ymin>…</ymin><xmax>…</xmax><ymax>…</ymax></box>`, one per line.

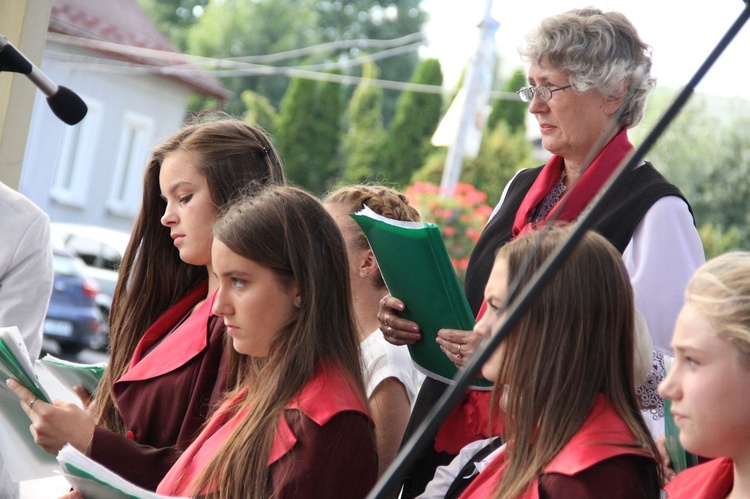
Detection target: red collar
<box><xmin>665</xmin><ymin>457</ymin><xmax>734</xmax><ymax>499</ymax></box>
<box><xmin>117</xmin><ymin>282</ymin><xmax>214</xmax><ymax>383</ymax></box>
<box><xmin>461</xmin><ymin>395</ymin><xmax>649</xmax><ymax>498</ymax></box>
<box><xmin>512</xmin><ymin>129</ymin><xmax>633</xmax><ymax>239</ymax></box>
<box><xmin>268</xmin><ymin>362</ymin><xmax>368</xmax><ymax>464</ymax></box>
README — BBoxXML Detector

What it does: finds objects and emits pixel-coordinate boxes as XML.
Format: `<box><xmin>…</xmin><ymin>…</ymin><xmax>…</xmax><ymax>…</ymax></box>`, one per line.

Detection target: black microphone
<box><xmin>0</xmin><ymin>35</ymin><xmax>87</xmax><ymax>125</ymax></box>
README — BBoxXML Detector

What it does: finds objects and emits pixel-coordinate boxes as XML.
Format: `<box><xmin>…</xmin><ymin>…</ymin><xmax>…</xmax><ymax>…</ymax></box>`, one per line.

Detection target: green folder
<box><xmin>351</xmin><ymin>206</ymin><xmax>492</xmax><ymax>389</ymax></box>
<box><xmin>0</xmin><ymin>327</ymin><xmax>51</xmax><ymax>403</ymax></box>
<box><xmin>38</xmin><ymin>354</ymin><xmax>107</xmax><ymax>395</ymax></box>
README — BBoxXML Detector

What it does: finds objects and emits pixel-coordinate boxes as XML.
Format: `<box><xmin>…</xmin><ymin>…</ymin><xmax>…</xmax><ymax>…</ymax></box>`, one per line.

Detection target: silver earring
<box><xmin>360</xmin><ymin>271</ymin><xmax>367</xmax><ymax>277</ymax></box>
<box><xmin>295</xmin><ymin>297</ymin><xmax>302</xmax><ymax>307</ymax></box>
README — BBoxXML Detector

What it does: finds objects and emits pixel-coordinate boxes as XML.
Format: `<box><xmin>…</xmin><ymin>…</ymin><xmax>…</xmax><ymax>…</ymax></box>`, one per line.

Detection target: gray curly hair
<box><xmin>519</xmin><ymin>8</ymin><xmax>655</xmax><ymax>128</ymax></box>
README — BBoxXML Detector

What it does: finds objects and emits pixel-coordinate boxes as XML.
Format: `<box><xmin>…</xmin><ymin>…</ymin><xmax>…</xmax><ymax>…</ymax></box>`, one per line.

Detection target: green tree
<box><xmin>342</xmin><ymin>63</ymin><xmax>388</xmax><ymax>184</ymax></box>
<box><xmin>178</xmin><ymin>0</ymin><xmax>426</xmax><ymax>118</ymax></box>
<box><xmin>380</xmin><ymin>58</ymin><xmax>444</xmax><ymax>186</ymax></box>
<box><xmin>487</xmin><ymin>69</ymin><xmax>527</xmax><ymax>134</ymax></box>
<box><xmin>275</xmin><ymin>77</ymin><xmax>320</xmax><ymax>191</ymax></box>
<box><xmin>186</xmin><ymin>0</ymin><xmax>321</xmax><ymax>115</ymax></box>
<box><xmin>311</xmin><ymin>75</ymin><xmax>345</xmax><ymax>188</ymax></box>
<box><xmin>411</xmin><ymin>122</ymin><xmax>534</xmax><ymax>204</ymax></box>
<box><xmin>241</xmin><ymin>89</ymin><xmax>278</xmax><ymax>134</ymax></box>
<box><xmin>137</xmin><ymin>0</ymin><xmax>209</xmax><ymax>50</ymax></box>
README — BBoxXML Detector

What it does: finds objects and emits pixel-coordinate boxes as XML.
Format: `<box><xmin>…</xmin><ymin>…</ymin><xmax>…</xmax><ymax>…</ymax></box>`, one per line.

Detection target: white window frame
<box><xmin>50</xmin><ymin>96</ymin><xmax>103</xmax><ymax>208</ymax></box>
<box><xmin>106</xmin><ymin>111</ymin><xmax>155</xmax><ymax>217</ymax></box>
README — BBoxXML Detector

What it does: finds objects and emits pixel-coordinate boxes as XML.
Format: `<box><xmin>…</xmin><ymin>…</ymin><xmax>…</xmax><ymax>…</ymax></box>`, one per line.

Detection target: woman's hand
<box><xmin>6</xmin><ymin>379</ymin><xmax>96</xmax><ymax>455</ymax></box>
<box><xmin>436</xmin><ymin>328</ymin><xmax>484</xmax><ymax>368</ymax></box>
<box><xmin>378</xmin><ymin>294</ymin><xmax>422</xmax><ymax>345</ymax></box>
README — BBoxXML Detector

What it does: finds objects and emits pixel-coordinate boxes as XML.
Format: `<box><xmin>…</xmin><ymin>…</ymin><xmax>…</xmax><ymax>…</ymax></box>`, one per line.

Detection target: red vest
<box><xmin>157</xmin><ymin>361</ymin><xmax>369</xmax><ymax>496</ymax></box>
<box><xmin>460</xmin><ymin>395</ymin><xmax>652</xmax><ymax>498</ymax></box>
<box><xmin>665</xmin><ymin>457</ymin><xmax>733</xmax><ymax>499</ymax></box>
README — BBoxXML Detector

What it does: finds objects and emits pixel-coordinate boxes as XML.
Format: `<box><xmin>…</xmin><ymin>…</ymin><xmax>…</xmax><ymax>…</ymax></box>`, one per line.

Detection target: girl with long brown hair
<box><xmin>9</xmin><ymin>118</ymin><xmax>285</xmax><ymax>490</ymax></box>
<box><xmin>441</xmin><ymin>228</ymin><xmax>661</xmax><ymax>498</ymax></box>
<box><xmin>156</xmin><ymin>186</ymin><xmax>377</xmax><ymax>498</ymax></box>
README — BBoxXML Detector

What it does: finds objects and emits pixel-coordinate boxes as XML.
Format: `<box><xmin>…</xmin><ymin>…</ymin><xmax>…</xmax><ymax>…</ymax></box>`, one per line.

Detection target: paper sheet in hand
<box><xmin>351</xmin><ymin>206</ymin><xmax>492</xmax><ymax>389</ymax></box>
<box><xmin>58</xmin><ymin>445</ymin><xmax>187</xmax><ymax>499</ymax></box>
<box><xmin>38</xmin><ymin>354</ymin><xmax>107</xmax><ymax>395</ymax></box>
<box><xmin>0</xmin><ymin>327</ymin><xmax>58</xmax><ymax>481</ymax></box>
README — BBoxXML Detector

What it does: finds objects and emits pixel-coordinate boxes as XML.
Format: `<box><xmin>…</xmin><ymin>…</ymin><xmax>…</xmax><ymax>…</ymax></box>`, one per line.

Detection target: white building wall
<box><xmin>19</xmin><ymin>41</ymin><xmax>193</xmax><ymax>232</ymax></box>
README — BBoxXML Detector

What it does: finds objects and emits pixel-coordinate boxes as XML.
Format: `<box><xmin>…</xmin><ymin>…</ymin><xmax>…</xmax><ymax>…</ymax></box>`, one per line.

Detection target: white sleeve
<box><xmin>418</xmin><ymin>438</ymin><xmax>500</xmax><ymax>499</ymax></box>
<box><xmin>622</xmin><ymin>196</ymin><xmax>705</xmax><ymax>352</ymax></box>
<box><xmin>0</xmin><ymin>211</ymin><xmax>54</xmax><ymax>362</ymax></box>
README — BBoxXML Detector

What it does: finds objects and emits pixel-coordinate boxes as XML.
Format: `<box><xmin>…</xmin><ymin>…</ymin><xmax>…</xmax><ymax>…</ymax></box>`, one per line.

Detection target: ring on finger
<box><xmin>458</xmin><ymin>344</ymin><xmax>462</xmax><ymax>357</ymax></box>
<box><xmin>29</xmin><ymin>397</ymin><xmax>38</xmax><ymax>410</ymax></box>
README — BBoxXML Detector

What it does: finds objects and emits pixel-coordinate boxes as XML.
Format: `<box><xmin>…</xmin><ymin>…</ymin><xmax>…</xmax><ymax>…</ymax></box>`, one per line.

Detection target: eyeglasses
<box><xmin>516</xmin><ymin>84</ymin><xmax>572</xmax><ymax>103</ymax></box>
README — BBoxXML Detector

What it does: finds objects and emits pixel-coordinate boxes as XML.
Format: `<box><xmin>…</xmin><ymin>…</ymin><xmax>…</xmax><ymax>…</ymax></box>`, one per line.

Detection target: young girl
<box><xmin>324</xmin><ymin>184</ymin><xmax>423</xmax><ymax>476</ymax></box>
<box><xmin>156</xmin><ymin>186</ymin><xmax>377</xmax><ymax>498</ymax></box>
<box><xmin>660</xmin><ymin>252</ymin><xmax>750</xmax><ymax>498</ymax></box>
<box><xmin>440</xmin><ymin>228</ymin><xmax>661</xmax><ymax>498</ymax></box>
<box><xmin>8</xmin><ymin>118</ymin><xmax>285</xmax><ymax>489</ymax></box>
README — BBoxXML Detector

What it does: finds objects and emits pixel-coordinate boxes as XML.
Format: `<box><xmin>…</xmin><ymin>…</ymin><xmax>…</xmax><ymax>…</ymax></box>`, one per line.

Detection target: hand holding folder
<box><xmin>351</xmin><ymin>206</ymin><xmax>491</xmax><ymax>389</ymax></box>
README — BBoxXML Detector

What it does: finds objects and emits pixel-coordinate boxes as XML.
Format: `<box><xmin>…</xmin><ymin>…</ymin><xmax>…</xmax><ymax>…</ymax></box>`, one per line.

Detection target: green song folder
<box><xmin>351</xmin><ymin>206</ymin><xmax>492</xmax><ymax>390</ymax></box>
<box><xmin>38</xmin><ymin>354</ymin><xmax>107</xmax><ymax>396</ymax></box>
<box><xmin>0</xmin><ymin>326</ymin><xmax>51</xmax><ymax>403</ymax></box>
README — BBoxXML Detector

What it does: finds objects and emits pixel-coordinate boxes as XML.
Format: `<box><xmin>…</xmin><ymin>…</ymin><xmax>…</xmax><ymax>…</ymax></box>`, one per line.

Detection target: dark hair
<box><xmin>94</xmin><ymin>119</ymin><xmax>285</xmax><ymax>433</ymax></box>
<box><xmin>192</xmin><ymin>186</ymin><xmax>367</xmax><ymax>498</ymax></box>
<box><xmin>490</xmin><ymin>228</ymin><xmax>661</xmax><ymax>497</ymax></box>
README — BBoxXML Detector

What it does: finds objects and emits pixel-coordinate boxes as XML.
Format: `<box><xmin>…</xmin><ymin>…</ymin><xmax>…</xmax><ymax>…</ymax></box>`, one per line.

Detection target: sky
<box><xmin>421</xmin><ymin>0</ymin><xmax>750</xmax><ymax>101</ymax></box>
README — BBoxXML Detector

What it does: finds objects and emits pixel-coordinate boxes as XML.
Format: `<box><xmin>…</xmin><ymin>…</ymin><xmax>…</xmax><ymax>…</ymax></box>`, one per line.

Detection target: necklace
<box><xmin>532</xmin><ymin>169</ymin><xmax>567</xmax><ymax>222</ymax></box>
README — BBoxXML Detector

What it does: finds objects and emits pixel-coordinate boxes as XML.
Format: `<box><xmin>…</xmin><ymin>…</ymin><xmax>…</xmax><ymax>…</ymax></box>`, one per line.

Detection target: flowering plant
<box><xmin>405</xmin><ymin>181</ymin><xmax>493</xmax><ymax>284</ymax></box>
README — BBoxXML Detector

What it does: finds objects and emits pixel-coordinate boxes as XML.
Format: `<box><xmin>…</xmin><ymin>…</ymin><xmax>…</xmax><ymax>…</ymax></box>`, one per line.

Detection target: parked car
<box><xmin>45</xmin><ymin>247</ymin><xmax>104</xmax><ymax>355</ymax></box>
<box><xmin>50</xmin><ymin>223</ymin><xmax>131</xmax><ymax>351</ymax></box>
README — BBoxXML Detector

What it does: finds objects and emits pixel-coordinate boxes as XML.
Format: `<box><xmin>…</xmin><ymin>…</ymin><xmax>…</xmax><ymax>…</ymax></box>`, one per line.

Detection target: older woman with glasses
<box><xmin>379</xmin><ymin>7</ymin><xmax>705</xmax><ymax>497</ymax></box>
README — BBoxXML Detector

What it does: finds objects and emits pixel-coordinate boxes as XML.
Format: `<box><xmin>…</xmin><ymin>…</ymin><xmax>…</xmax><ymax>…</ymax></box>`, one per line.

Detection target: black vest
<box><xmin>463</xmin><ymin>163</ymin><xmax>694</xmax><ymax>316</ymax></box>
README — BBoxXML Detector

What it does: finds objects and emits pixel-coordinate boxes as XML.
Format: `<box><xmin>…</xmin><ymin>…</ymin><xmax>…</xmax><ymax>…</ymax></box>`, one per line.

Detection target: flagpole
<box><xmin>438</xmin><ymin>0</ymin><xmax>497</xmax><ymax>197</ymax></box>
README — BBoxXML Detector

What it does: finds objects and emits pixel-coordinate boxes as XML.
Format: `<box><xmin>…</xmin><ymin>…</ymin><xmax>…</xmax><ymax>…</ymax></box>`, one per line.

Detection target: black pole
<box><xmin>367</xmin><ymin>4</ymin><xmax>750</xmax><ymax>498</ymax></box>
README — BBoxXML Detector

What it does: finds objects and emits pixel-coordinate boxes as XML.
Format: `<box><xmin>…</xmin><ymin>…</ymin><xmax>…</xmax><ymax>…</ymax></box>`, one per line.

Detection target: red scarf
<box><xmin>511</xmin><ymin>129</ymin><xmax>633</xmax><ymax>239</ymax></box>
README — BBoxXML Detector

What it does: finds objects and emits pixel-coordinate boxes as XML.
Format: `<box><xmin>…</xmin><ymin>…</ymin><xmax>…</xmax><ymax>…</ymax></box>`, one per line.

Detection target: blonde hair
<box><xmin>684</xmin><ymin>251</ymin><xmax>750</xmax><ymax>369</ymax></box>
<box><xmin>324</xmin><ymin>184</ymin><xmax>421</xmax><ymax>289</ymax></box>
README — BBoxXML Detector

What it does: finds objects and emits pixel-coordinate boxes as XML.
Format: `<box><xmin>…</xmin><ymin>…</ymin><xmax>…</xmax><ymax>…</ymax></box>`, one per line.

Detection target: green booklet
<box><xmin>58</xmin><ymin>444</ymin><xmax>186</xmax><ymax>498</ymax></box>
<box><xmin>351</xmin><ymin>206</ymin><xmax>492</xmax><ymax>390</ymax></box>
<box><xmin>0</xmin><ymin>326</ymin><xmax>51</xmax><ymax>403</ymax></box>
<box><xmin>0</xmin><ymin>326</ymin><xmax>59</xmax><ymax>482</ymax></box>
<box><xmin>38</xmin><ymin>354</ymin><xmax>107</xmax><ymax>396</ymax></box>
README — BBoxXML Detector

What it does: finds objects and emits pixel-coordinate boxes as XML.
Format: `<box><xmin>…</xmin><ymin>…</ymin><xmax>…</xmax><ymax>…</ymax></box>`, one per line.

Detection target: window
<box><xmin>50</xmin><ymin>97</ymin><xmax>102</xmax><ymax>207</ymax></box>
<box><xmin>107</xmin><ymin>112</ymin><xmax>154</xmax><ymax>217</ymax></box>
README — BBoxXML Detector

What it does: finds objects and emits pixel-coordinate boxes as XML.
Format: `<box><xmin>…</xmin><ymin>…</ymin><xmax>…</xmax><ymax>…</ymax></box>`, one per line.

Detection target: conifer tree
<box><xmin>275</xmin><ymin>77</ymin><xmax>321</xmax><ymax>192</ymax></box>
<box><xmin>342</xmin><ymin>62</ymin><xmax>388</xmax><ymax>184</ymax></box>
<box><xmin>380</xmin><ymin>58</ymin><xmax>444</xmax><ymax>186</ymax></box>
<box><xmin>313</xmin><ymin>75</ymin><xmax>344</xmax><ymax>189</ymax></box>
<box><xmin>487</xmin><ymin>70</ymin><xmax>527</xmax><ymax>134</ymax></box>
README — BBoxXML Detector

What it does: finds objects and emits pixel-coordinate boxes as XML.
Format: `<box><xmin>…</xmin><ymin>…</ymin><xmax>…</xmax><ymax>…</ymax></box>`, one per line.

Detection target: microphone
<box><xmin>0</xmin><ymin>35</ymin><xmax>87</xmax><ymax>125</ymax></box>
